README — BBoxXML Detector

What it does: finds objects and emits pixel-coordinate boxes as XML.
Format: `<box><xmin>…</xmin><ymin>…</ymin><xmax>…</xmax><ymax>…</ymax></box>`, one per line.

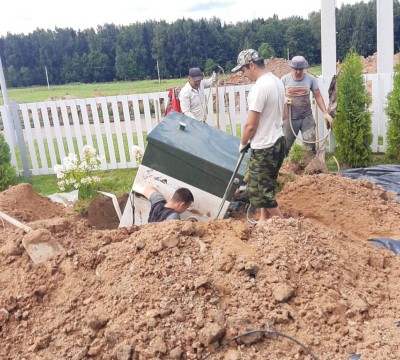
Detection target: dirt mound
<box><xmin>84</xmin><ymin>193</ymin><xmax>129</xmax><ymax>230</ymax></box>
<box><xmin>226</xmin><ymin>53</ymin><xmax>400</xmax><ymax>86</ymax></box>
<box><xmin>0</xmin><ymin>183</ymin><xmax>65</xmax><ymax>223</ymax></box>
<box><xmin>224</xmin><ymin>58</ymin><xmax>291</xmax><ymax>85</ymax></box>
<box><xmin>360</xmin><ymin>52</ymin><xmax>400</xmax><ymax>74</ymax></box>
<box><xmin>0</xmin><ymin>174</ymin><xmax>400</xmax><ymax>359</ymax></box>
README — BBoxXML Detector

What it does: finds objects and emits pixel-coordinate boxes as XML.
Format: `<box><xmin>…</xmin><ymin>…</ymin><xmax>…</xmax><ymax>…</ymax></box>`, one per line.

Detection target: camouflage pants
<box><xmin>246</xmin><ymin>136</ymin><xmax>286</xmax><ymax>209</ymax></box>
<box><xmin>283</xmin><ymin>115</ymin><xmax>316</xmax><ymax>154</ymax></box>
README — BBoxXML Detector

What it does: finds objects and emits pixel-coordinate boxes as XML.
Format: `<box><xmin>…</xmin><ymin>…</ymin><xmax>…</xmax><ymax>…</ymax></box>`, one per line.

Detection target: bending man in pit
<box><xmin>133</xmin><ymin>185</ymin><xmax>194</xmax><ymax>222</ymax></box>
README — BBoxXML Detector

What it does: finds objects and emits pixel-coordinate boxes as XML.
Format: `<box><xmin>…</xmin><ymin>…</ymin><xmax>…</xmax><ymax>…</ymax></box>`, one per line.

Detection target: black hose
<box><xmin>201</xmin><ymin>329</ymin><xmax>320</xmax><ymax>360</ymax></box>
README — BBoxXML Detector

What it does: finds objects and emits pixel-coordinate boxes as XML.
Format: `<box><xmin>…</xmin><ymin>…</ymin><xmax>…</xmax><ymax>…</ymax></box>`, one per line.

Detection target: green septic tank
<box><xmin>142</xmin><ymin>111</ymin><xmax>249</xmax><ymax>199</ymax></box>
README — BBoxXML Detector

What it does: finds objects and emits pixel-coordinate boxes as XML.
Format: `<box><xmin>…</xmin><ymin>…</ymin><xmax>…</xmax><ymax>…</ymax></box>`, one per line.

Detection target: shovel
<box><xmin>0</xmin><ymin>210</ymin><xmax>64</xmax><ymax>264</ymax></box>
<box><xmin>214</xmin><ymin>148</ymin><xmax>247</xmax><ymax>220</ymax></box>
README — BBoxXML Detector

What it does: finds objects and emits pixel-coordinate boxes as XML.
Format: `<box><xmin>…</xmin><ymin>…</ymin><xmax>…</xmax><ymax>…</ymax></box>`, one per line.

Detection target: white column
<box><xmin>377</xmin><ymin>0</ymin><xmax>394</xmax><ymax>74</ymax></box>
<box><xmin>321</xmin><ymin>0</ymin><xmax>337</xmax><ymax>78</ymax></box>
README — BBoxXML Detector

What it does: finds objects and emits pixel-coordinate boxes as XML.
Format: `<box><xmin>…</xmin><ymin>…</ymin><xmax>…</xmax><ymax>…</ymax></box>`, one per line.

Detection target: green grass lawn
<box><xmin>0</xmin><ymin>76</ymin><xmax>237</xmax><ymax>105</ymax></box>
<box><xmin>2</xmin><ymin>68</ymin><xmax>322</xmax><ymax>105</ymax></box>
<box><xmin>17</xmin><ymin>168</ymin><xmax>137</xmax><ymax>197</ymax></box>
<box><xmin>1</xmin><ymin>79</ymin><xmax>190</xmax><ymax>105</ymax></box>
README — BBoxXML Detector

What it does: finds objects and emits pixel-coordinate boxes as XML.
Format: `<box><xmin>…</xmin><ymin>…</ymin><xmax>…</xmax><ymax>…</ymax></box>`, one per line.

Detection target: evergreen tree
<box><xmin>0</xmin><ymin>133</ymin><xmax>17</xmax><ymax>191</ymax></box>
<box><xmin>384</xmin><ymin>62</ymin><xmax>400</xmax><ymax>162</ymax></box>
<box><xmin>334</xmin><ymin>51</ymin><xmax>372</xmax><ymax>167</ymax></box>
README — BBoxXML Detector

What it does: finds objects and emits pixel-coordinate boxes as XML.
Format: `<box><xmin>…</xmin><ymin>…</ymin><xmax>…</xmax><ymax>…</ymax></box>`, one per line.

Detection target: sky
<box><xmin>0</xmin><ymin>0</ymin><xmax>362</xmax><ymax>37</ymax></box>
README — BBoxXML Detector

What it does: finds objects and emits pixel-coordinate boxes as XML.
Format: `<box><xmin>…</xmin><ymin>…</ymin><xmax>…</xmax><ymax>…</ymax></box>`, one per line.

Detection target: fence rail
<box><xmin>0</xmin><ymin>75</ymin><xmax>392</xmax><ymax>177</ymax></box>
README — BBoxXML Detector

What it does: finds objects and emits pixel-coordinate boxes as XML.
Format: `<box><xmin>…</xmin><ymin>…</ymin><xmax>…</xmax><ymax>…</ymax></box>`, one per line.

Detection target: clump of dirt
<box><xmin>0</xmin><ymin>174</ymin><xmax>399</xmax><ymax>360</ymax></box>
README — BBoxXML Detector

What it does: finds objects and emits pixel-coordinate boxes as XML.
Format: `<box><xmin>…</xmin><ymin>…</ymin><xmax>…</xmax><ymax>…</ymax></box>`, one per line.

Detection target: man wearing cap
<box><xmin>281</xmin><ymin>55</ymin><xmax>333</xmax><ymax>155</ymax></box>
<box><xmin>234</xmin><ymin>49</ymin><xmax>286</xmax><ymax>221</ymax></box>
<box><xmin>179</xmin><ymin>66</ymin><xmax>218</xmax><ymax>122</ymax></box>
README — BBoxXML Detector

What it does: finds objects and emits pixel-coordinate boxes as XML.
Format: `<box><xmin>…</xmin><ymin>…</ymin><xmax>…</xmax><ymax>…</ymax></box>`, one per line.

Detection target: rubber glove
<box><xmin>239</xmin><ymin>142</ymin><xmax>250</xmax><ymax>153</ymax></box>
<box><xmin>324</xmin><ymin>112</ymin><xmax>333</xmax><ymax>129</ymax></box>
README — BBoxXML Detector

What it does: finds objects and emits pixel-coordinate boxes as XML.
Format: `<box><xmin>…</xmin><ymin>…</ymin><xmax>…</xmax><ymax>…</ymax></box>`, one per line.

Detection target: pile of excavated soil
<box><xmin>225</xmin><ymin>53</ymin><xmax>400</xmax><ymax>86</ymax></box>
<box><xmin>359</xmin><ymin>53</ymin><xmax>400</xmax><ymax>74</ymax></box>
<box><xmin>224</xmin><ymin>58</ymin><xmax>292</xmax><ymax>85</ymax></box>
<box><xmin>0</xmin><ymin>174</ymin><xmax>399</xmax><ymax>360</ymax></box>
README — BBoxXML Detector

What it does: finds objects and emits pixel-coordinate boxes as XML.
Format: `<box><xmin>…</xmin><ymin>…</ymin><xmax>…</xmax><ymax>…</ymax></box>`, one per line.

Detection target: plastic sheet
<box><xmin>341</xmin><ymin>165</ymin><xmax>400</xmax><ymax>196</ymax></box>
<box><xmin>348</xmin><ymin>355</ymin><xmax>361</xmax><ymax>360</ymax></box>
<box><xmin>47</xmin><ymin>190</ymin><xmax>79</xmax><ymax>207</ymax></box>
<box><xmin>369</xmin><ymin>238</ymin><xmax>400</xmax><ymax>255</ymax></box>
<box><xmin>341</xmin><ymin>165</ymin><xmax>400</xmax><ymax>256</ymax></box>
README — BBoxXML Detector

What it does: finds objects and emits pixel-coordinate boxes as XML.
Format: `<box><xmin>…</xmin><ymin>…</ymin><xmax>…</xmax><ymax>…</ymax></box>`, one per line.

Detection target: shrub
<box><xmin>333</xmin><ymin>50</ymin><xmax>372</xmax><ymax>167</ymax></box>
<box><xmin>54</xmin><ymin>145</ymin><xmax>103</xmax><ymax>199</ymax></box>
<box><xmin>384</xmin><ymin>62</ymin><xmax>400</xmax><ymax>162</ymax></box>
<box><xmin>0</xmin><ymin>133</ymin><xmax>17</xmax><ymax>191</ymax></box>
<box><xmin>131</xmin><ymin>145</ymin><xmax>144</xmax><ymax>167</ymax></box>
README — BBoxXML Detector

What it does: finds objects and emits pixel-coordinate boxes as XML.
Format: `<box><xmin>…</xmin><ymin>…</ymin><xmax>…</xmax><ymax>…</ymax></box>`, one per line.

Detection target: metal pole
<box><xmin>45</xmin><ymin>66</ymin><xmax>50</xmax><ymax>89</ymax></box>
<box><xmin>0</xmin><ymin>57</ymin><xmax>10</xmax><ymax>106</ymax></box>
<box><xmin>157</xmin><ymin>60</ymin><xmax>161</xmax><ymax>84</ymax></box>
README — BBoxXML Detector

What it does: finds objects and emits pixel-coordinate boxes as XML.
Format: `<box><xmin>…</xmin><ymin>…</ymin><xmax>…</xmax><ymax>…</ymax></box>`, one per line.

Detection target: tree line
<box><xmin>0</xmin><ymin>0</ymin><xmax>399</xmax><ymax>88</ymax></box>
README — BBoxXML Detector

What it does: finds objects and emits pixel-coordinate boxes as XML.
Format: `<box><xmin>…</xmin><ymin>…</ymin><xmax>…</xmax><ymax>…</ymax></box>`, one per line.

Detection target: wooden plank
<box><xmin>205</xmin><ymin>88</ymin><xmax>214</xmax><ymax>126</ymax></box>
<box><xmin>29</xmin><ymin>103</ymin><xmax>49</xmax><ymax>174</ymax></box>
<box><xmin>99</xmin><ymin>97</ymin><xmax>117</xmax><ymax>168</ymax></box>
<box><xmin>89</xmin><ymin>98</ymin><xmax>108</xmax><ymax>170</ymax></box>
<box><xmin>76</xmin><ymin>99</ymin><xmax>94</xmax><ymax>148</ymax></box>
<box><xmin>138</xmin><ymin>93</ymin><xmax>153</xmax><ymax>134</ymax></box>
<box><xmin>226</xmin><ymin>87</ymin><xmax>237</xmax><ymax>136</ymax></box>
<box><xmin>128</xmin><ymin>94</ymin><xmax>145</xmax><ymax>150</ymax></box>
<box><xmin>117</xmin><ymin>95</ymin><xmax>135</xmax><ymax>167</ymax></box>
<box><xmin>67</xmin><ymin>99</ymin><xmax>84</xmax><ymax>151</ymax></box>
<box><xmin>217</xmin><ymin>86</ymin><xmax>227</xmax><ymax>132</ymax></box>
<box><xmin>238</xmin><ymin>85</ymin><xmax>248</xmax><ymax>129</ymax></box>
<box><xmin>108</xmin><ymin>96</ymin><xmax>127</xmax><ymax>167</ymax></box>
<box><xmin>57</xmin><ymin>100</ymin><xmax>75</xmax><ymax>155</ymax></box>
<box><xmin>38</xmin><ymin>102</ymin><xmax>57</xmax><ymax>171</ymax></box>
<box><xmin>48</xmin><ymin>101</ymin><xmax>66</xmax><ymax>161</ymax></box>
<box><xmin>20</xmin><ymin>104</ymin><xmax>39</xmax><ymax>175</ymax></box>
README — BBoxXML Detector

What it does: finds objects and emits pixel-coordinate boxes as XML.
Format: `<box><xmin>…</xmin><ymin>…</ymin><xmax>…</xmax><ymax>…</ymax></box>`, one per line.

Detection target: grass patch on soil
<box><xmin>16</xmin><ymin>168</ymin><xmax>136</xmax><ymax>197</ymax></box>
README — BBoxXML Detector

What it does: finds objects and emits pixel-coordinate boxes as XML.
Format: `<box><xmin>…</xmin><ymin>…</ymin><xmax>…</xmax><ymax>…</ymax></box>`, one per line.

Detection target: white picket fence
<box><xmin>0</xmin><ymin>74</ymin><xmax>393</xmax><ymax>177</ymax></box>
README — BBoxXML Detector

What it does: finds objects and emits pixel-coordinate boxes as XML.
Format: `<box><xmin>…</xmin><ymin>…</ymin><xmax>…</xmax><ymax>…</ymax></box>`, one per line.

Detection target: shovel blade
<box><xmin>22</xmin><ymin>229</ymin><xmax>64</xmax><ymax>264</ymax></box>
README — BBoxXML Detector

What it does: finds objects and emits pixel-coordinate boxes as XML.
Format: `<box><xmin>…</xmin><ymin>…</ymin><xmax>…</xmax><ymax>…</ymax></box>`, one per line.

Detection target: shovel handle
<box><xmin>0</xmin><ymin>210</ymin><xmax>32</xmax><ymax>233</ymax></box>
<box><xmin>214</xmin><ymin>150</ymin><xmax>246</xmax><ymax>220</ymax></box>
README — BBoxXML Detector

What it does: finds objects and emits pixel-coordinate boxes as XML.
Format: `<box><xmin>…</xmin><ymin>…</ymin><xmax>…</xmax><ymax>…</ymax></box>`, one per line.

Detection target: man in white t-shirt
<box><xmin>232</xmin><ymin>49</ymin><xmax>286</xmax><ymax>221</ymax></box>
<box><xmin>179</xmin><ymin>67</ymin><xmax>218</xmax><ymax>122</ymax></box>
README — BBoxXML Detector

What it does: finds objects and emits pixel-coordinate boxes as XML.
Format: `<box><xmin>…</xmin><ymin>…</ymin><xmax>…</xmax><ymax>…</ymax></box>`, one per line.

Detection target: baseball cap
<box><xmin>232</xmin><ymin>49</ymin><xmax>263</xmax><ymax>73</ymax></box>
<box><xmin>188</xmin><ymin>67</ymin><xmax>203</xmax><ymax>81</ymax></box>
<box><xmin>290</xmin><ymin>56</ymin><xmax>309</xmax><ymax>69</ymax></box>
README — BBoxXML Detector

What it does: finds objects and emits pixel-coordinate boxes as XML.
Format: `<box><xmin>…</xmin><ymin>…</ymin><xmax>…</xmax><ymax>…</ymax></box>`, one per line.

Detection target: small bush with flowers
<box><xmin>54</xmin><ymin>145</ymin><xmax>103</xmax><ymax>199</ymax></box>
<box><xmin>131</xmin><ymin>145</ymin><xmax>144</xmax><ymax>167</ymax></box>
